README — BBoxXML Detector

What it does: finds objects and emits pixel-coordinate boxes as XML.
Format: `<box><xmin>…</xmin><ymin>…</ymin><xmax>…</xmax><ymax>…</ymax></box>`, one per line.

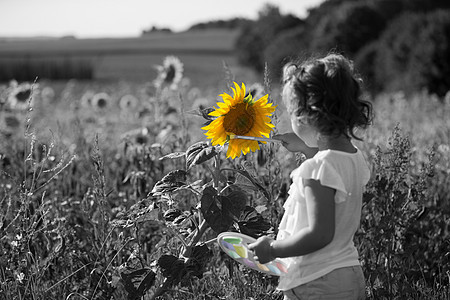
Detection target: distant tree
<box><xmin>141</xmin><ymin>26</ymin><xmax>172</xmax><ymax>35</ymax></box>
<box><xmin>235</xmin><ymin>4</ymin><xmax>303</xmax><ymax>73</ymax></box>
<box><xmin>374</xmin><ymin>10</ymin><xmax>450</xmax><ymax>96</ymax></box>
<box><xmin>263</xmin><ymin>25</ymin><xmax>309</xmax><ymax>81</ymax></box>
<box><xmin>235</xmin><ymin>23</ymin><xmax>266</xmax><ymax>72</ymax></box>
<box><xmin>309</xmin><ymin>2</ymin><xmax>386</xmax><ymax>57</ymax></box>
<box><xmin>354</xmin><ymin>41</ymin><xmax>381</xmax><ymax>95</ymax></box>
<box><xmin>188</xmin><ymin>18</ymin><xmax>251</xmax><ymax>31</ymax></box>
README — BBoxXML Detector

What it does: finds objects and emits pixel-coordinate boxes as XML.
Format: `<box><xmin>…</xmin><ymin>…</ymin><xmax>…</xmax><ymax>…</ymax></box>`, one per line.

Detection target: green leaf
<box><xmin>185</xmin><ymin>244</ymin><xmax>213</xmax><ymax>279</ymax></box>
<box><xmin>163</xmin><ymin>208</ymin><xmax>183</xmax><ymax>222</ymax></box>
<box><xmin>222</xmin><ymin>167</ymin><xmax>272</xmax><ymax>201</ymax></box>
<box><xmin>159</xmin><ymin>151</ymin><xmax>185</xmax><ymax>161</ymax></box>
<box><xmin>158</xmin><ymin>254</ymin><xmax>186</xmax><ymax>282</ymax></box>
<box><xmin>200</xmin><ymin>186</ymin><xmax>247</xmax><ymax>234</ymax></box>
<box><xmin>235</xmin><ymin>206</ymin><xmax>272</xmax><ymax>239</ymax></box>
<box><xmin>120</xmin><ymin>268</ymin><xmax>156</xmax><ymax>300</ymax></box>
<box><xmin>112</xmin><ymin>200</ymin><xmax>160</xmax><ymax>228</ymax></box>
<box><xmin>185</xmin><ymin>141</ymin><xmax>217</xmax><ymax>169</ymax></box>
<box><xmin>200</xmin><ymin>107</ymin><xmax>216</xmax><ymax>121</ymax></box>
<box><xmin>150</xmin><ymin>170</ymin><xmax>187</xmax><ymax>196</ymax></box>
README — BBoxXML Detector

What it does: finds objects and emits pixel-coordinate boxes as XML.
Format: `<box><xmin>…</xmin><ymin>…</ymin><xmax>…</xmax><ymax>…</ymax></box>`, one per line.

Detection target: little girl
<box><xmin>248</xmin><ymin>53</ymin><xmax>373</xmax><ymax>300</ymax></box>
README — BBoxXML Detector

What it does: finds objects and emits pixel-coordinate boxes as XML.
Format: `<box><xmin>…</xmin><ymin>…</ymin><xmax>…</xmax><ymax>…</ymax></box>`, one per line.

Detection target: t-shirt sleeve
<box><xmin>298</xmin><ymin>158</ymin><xmax>348</xmax><ymax>203</ymax></box>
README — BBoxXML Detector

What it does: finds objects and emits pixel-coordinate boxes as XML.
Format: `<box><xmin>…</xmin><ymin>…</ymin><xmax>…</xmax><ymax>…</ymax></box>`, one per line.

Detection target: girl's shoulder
<box><xmin>302</xmin><ymin>148</ymin><xmax>370</xmax><ymax>185</ymax></box>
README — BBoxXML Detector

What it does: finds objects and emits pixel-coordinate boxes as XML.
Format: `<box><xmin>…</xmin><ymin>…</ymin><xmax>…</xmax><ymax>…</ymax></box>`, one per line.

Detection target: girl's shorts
<box><xmin>283</xmin><ymin>266</ymin><xmax>366</xmax><ymax>300</ymax></box>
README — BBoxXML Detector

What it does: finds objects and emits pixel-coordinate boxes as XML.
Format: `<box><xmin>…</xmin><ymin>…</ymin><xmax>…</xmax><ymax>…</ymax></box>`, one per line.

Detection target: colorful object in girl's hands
<box><xmin>217</xmin><ymin>232</ymin><xmax>288</xmax><ymax>276</ymax></box>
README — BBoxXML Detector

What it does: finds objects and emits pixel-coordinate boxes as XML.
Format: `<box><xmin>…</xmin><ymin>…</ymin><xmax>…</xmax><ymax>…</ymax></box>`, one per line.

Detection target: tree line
<box><xmin>191</xmin><ymin>0</ymin><xmax>450</xmax><ymax>97</ymax></box>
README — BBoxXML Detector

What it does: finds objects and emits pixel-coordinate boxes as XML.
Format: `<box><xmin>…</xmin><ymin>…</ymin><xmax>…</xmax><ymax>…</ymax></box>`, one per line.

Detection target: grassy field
<box><xmin>0</xmin><ymin>32</ymin><xmax>449</xmax><ymax>299</ymax></box>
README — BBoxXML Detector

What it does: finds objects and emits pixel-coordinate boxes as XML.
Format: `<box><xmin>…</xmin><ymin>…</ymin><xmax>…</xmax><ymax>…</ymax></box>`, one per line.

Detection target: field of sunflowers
<box><xmin>0</xmin><ymin>55</ymin><xmax>449</xmax><ymax>300</ymax></box>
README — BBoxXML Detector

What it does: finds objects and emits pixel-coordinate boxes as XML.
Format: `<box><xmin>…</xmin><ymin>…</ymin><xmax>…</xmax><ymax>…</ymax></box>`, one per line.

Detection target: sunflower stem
<box><xmin>213</xmin><ymin>156</ymin><xmax>221</xmax><ymax>189</ymax></box>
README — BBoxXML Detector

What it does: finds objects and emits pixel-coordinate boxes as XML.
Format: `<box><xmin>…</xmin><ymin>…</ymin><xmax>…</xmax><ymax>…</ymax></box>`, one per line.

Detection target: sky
<box><xmin>0</xmin><ymin>0</ymin><xmax>324</xmax><ymax>38</ymax></box>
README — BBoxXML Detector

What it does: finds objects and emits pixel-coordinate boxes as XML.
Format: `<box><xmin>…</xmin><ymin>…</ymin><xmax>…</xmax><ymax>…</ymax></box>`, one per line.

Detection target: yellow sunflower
<box><xmin>202</xmin><ymin>82</ymin><xmax>276</xmax><ymax>159</ymax></box>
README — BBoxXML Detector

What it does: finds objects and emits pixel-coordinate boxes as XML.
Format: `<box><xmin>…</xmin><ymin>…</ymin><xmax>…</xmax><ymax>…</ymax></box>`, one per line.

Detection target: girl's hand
<box><xmin>273</xmin><ymin>132</ymin><xmax>305</xmax><ymax>152</ymax></box>
<box><xmin>248</xmin><ymin>236</ymin><xmax>275</xmax><ymax>264</ymax></box>
<box><xmin>273</xmin><ymin>133</ymin><xmax>318</xmax><ymax>158</ymax></box>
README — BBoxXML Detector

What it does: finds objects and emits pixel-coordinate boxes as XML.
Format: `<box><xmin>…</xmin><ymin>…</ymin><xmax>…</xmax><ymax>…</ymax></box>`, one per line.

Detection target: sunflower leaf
<box><xmin>150</xmin><ymin>170</ymin><xmax>187</xmax><ymax>196</ymax></box>
<box><xmin>201</xmin><ymin>107</ymin><xmax>216</xmax><ymax>120</ymax></box>
<box><xmin>235</xmin><ymin>206</ymin><xmax>272</xmax><ymax>239</ymax></box>
<box><xmin>158</xmin><ymin>255</ymin><xmax>186</xmax><ymax>283</ymax></box>
<box><xmin>159</xmin><ymin>152</ymin><xmax>185</xmax><ymax>160</ymax></box>
<box><xmin>185</xmin><ymin>244</ymin><xmax>213</xmax><ymax>279</ymax></box>
<box><xmin>200</xmin><ymin>186</ymin><xmax>246</xmax><ymax>234</ymax></box>
<box><xmin>185</xmin><ymin>141</ymin><xmax>217</xmax><ymax>170</ymax></box>
<box><xmin>120</xmin><ymin>268</ymin><xmax>156</xmax><ymax>300</ymax></box>
<box><xmin>221</xmin><ymin>167</ymin><xmax>272</xmax><ymax>201</ymax></box>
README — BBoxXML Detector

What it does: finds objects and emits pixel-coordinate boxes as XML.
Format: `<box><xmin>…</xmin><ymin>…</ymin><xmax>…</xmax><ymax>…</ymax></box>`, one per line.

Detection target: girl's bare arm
<box><xmin>273</xmin><ymin>132</ymin><xmax>319</xmax><ymax>158</ymax></box>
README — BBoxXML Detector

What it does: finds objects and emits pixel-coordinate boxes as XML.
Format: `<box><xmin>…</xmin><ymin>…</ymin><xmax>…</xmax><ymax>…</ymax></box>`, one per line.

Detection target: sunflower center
<box><xmin>16</xmin><ymin>89</ymin><xmax>32</xmax><ymax>102</ymax></box>
<box><xmin>223</xmin><ymin>103</ymin><xmax>255</xmax><ymax>135</ymax></box>
<box><xmin>164</xmin><ymin>65</ymin><xmax>176</xmax><ymax>83</ymax></box>
<box><xmin>97</xmin><ymin>98</ymin><xmax>107</xmax><ymax>108</ymax></box>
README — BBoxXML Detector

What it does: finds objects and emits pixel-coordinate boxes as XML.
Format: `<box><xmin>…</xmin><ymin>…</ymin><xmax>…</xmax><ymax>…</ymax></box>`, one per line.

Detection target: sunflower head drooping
<box><xmin>153</xmin><ymin>56</ymin><xmax>184</xmax><ymax>90</ymax></box>
<box><xmin>202</xmin><ymin>82</ymin><xmax>276</xmax><ymax>159</ymax></box>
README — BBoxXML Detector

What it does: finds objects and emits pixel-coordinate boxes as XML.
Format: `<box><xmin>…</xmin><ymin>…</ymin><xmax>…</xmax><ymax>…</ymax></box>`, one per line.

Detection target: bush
<box><xmin>263</xmin><ymin>26</ymin><xmax>308</xmax><ymax>82</ymax></box>
<box><xmin>309</xmin><ymin>2</ymin><xmax>386</xmax><ymax>57</ymax></box>
<box><xmin>374</xmin><ymin>9</ymin><xmax>450</xmax><ymax>96</ymax></box>
<box><xmin>0</xmin><ymin>56</ymin><xmax>94</xmax><ymax>82</ymax></box>
<box><xmin>235</xmin><ymin>4</ymin><xmax>303</xmax><ymax>73</ymax></box>
<box><xmin>356</xmin><ymin>125</ymin><xmax>445</xmax><ymax>298</ymax></box>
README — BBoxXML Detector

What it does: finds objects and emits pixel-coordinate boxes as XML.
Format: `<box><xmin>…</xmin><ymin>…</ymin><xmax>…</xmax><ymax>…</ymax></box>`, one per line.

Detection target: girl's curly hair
<box><xmin>282</xmin><ymin>53</ymin><xmax>373</xmax><ymax>140</ymax></box>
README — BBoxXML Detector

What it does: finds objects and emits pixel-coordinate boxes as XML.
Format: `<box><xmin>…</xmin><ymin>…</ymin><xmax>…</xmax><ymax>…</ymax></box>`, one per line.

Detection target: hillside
<box><xmin>0</xmin><ymin>29</ymin><xmax>239</xmax><ymax>57</ymax></box>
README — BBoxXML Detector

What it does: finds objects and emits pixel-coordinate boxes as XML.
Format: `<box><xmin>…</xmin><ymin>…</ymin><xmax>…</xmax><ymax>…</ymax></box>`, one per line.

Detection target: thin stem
<box><xmin>181</xmin><ymin>219</ymin><xmax>209</xmax><ymax>258</ymax></box>
<box><xmin>46</xmin><ymin>263</ymin><xmax>92</xmax><ymax>293</ymax></box>
<box><xmin>213</xmin><ymin>156</ymin><xmax>220</xmax><ymax>189</ymax></box>
<box><xmin>91</xmin><ymin>238</ymin><xmax>132</xmax><ymax>299</ymax></box>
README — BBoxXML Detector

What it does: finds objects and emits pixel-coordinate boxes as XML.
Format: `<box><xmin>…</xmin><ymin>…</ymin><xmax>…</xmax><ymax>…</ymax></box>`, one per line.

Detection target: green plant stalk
<box><xmin>91</xmin><ymin>238</ymin><xmax>132</xmax><ymax>299</ymax></box>
<box><xmin>45</xmin><ymin>263</ymin><xmax>92</xmax><ymax>293</ymax></box>
<box><xmin>181</xmin><ymin>219</ymin><xmax>209</xmax><ymax>258</ymax></box>
<box><xmin>213</xmin><ymin>155</ymin><xmax>221</xmax><ymax>189</ymax></box>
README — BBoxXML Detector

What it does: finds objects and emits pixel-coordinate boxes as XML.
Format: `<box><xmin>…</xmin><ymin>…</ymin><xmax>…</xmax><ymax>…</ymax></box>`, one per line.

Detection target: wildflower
<box><xmin>122</xmin><ymin>127</ymin><xmax>149</xmax><ymax>145</ymax></box>
<box><xmin>80</xmin><ymin>91</ymin><xmax>95</xmax><ymax>108</ymax></box>
<box><xmin>0</xmin><ymin>84</ymin><xmax>8</xmax><ymax>108</ymax></box>
<box><xmin>92</xmin><ymin>92</ymin><xmax>110</xmax><ymax>110</ymax></box>
<box><xmin>41</xmin><ymin>86</ymin><xmax>55</xmax><ymax>103</ymax></box>
<box><xmin>7</xmin><ymin>82</ymin><xmax>35</xmax><ymax>110</ymax></box>
<box><xmin>16</xmin><ymin>272</ymin><xmax>25</xmax><ymax>284</ymax></box>
<box><xmin>202</xmin><ymin>82</ymin><xmax>276</xmax><ymax>159</ymax></box>
<box><xmin>4</xmin><ymin>115</ymin><xmax>21</xmax><ymax>129</ymax></box>
<box><xmin>154</xmin><ymin>56</ymin><xmax>184</xmax><ymax>90</ymax></box>
<box><xmin>119</xmin><ymin>94</ymin><xmax>139</xmax><ymax>110</ymax></box>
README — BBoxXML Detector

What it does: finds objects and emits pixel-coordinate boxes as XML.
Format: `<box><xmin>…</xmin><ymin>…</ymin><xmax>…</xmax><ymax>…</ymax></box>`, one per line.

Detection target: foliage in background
<box><xmin>234</xmin><ymin>4</ymin><xmax>304</xmax><ymax>74</ymax></box>
<box><xmin>371</xmin><ymin>9</ymin><xmax>450</xmax><ymax>96</ymax></box>
<box><xmin>0</xmin><ymin>57</ymin><xmax>94</xmax><ymax>82</ymax></box>
<box><xmin>236</xmin><ymin>0</ymin><xmax>450</xmax><ymax>95</ymax></box>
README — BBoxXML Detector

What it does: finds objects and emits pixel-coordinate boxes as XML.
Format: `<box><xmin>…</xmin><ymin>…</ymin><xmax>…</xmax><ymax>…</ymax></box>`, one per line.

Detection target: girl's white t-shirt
<box><xmin>276</xmin><ymin>148</ymin><xmax>371</xmax><ymax>291</ymax></box>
